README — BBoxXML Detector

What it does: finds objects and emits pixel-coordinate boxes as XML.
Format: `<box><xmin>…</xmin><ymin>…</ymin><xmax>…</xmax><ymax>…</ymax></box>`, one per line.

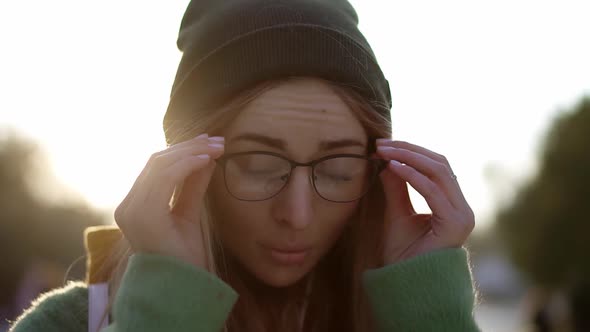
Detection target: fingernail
<box><xmin>195</xmin><ymin>133</ymin><xmax>208</xmax><ymax>139</ymax></box>
<box><xmin>208</xmin><ymin>143</ymin><xmax>224</xmax><ymax>149</ymax></box>
<box><xmin>389</xmin><ymin>160</ymin><xmax>402</xmax><ymax>167</ymax></box>
<box><xmin>376</xmin><ymin>138</ymin><xmax>392</xmax><ymax>144</ymax></box>
<box><xmin>197</xmin><ymin>154</ymin><xmax>210</xmax><ymax>159</ymax></box>
<box><xmin>208</xmin><ymin>136</ymin><xmax>225</xmax><ymax>142</ymax></box>
<box><xmin>377</xmin><ymin>146</ymin><xmax>395</xmax><ymax>152</ymax></box>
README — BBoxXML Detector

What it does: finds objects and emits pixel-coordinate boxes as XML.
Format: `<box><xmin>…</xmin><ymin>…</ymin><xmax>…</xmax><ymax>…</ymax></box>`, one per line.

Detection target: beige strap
<box><xmin>84</xmin><ymin>225</ymin><xmax>123</xmax><ymax>284</ymax></box>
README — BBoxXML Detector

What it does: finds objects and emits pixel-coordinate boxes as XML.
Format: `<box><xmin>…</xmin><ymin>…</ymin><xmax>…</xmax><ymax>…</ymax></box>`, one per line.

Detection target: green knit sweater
<box><xmin>9</xmin><ymin>248</ymin><xmax>479</xmax><ymax>331</ymax></box>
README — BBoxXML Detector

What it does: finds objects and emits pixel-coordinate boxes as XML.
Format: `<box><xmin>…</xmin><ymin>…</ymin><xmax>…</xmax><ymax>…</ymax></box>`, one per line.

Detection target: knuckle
<box><xmin>434</xmin><ymin>162</ymin><xmax>449</xmax><ymax>175</ymax></box>
<box><xmin>467</xmin><ymin>221</ymin><xmax>475</xmax><ymax>233</ymax></box>
<box><xmin>458</xmin><ymin>210</ymin><xmax>476</xmax><ymax>234</ymax></box>
<box><xmin>150</xmin><ymin>154</ymin><xmax>172</xmax><ymax>170</ymax></box>
<box><xmin>114</xmin><ymin>205</ymin><xmax>127</xmax><ymax>223</ymax></box>
<box><xmin>148</xmin><ymin>148</ymin><xmax>171</xmax><ymax>163</ymax></box>
<box><xmin>466</xmin><ymin>213</ymin><xmax>476</xmax><ymax>230</ymax></box>
<box><xmin>424</xmin><ymin>181</ymin><xmax>439</xmax><ymax>198</ymax></box>
<box><xmin>152</xmin><ymin>154</ymin><xmax>165</xmax><ymax>165</ymax></box>
<box><xmin>148</xmin><ymin>151</ymin><xmax>161</xmax><ymax>162</ymax></box>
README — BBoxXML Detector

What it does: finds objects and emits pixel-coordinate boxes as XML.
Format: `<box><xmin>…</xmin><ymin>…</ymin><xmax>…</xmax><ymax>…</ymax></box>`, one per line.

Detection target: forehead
<box><xmin>223</xmin><ymin>79</ymin><xmax>367</xmax><ymax>153</ymax></box>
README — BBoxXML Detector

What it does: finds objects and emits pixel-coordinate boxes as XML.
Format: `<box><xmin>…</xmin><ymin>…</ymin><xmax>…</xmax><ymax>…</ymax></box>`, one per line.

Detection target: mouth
<box><xmin>263</xmin><ymin>245</ymin><xmax>311</xmax><ymax>265</ymax></box>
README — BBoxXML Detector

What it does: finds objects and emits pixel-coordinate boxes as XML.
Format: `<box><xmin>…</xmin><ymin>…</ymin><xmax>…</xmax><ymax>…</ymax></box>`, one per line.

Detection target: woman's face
<box><xmin>209</xmin><ymin>78</ymin><xmax>367</xmax><ymax>287</ymax></box>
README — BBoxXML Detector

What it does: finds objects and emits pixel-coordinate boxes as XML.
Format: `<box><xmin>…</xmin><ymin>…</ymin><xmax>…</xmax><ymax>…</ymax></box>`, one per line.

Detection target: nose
<box><xmin>271</xmin><ymin>166</ymin><xmax>315</xmax><ymax>230</ymax></box>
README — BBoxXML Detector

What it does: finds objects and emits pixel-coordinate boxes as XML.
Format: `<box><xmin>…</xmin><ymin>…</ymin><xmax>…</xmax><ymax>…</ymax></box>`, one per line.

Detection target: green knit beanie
<box><xmin>164</xmin><ymin>0</ymin><xmax>391</xmax><ymax>142</ymax></box>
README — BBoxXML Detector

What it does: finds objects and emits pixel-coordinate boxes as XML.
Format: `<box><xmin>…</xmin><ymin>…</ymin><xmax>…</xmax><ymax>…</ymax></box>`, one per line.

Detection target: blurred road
<box><xmin>475</xmin><ymin>300</ymin><xmax>526</xmax><ymax>332</ymax></box>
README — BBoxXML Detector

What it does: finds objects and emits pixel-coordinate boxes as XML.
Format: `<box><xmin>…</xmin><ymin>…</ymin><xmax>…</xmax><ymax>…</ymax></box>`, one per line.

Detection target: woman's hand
<box><xmin>375</xmin><ymin>139</ymin><xmax>475</xmax><ymax>265</ymax></box>
<box><xmin>114</xmin><ymin>133</ymin><xmax>224</xmax><ymax>269</ymax></box>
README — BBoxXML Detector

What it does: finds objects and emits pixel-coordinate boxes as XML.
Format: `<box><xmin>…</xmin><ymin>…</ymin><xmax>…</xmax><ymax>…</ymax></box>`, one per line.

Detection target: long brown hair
<box><xmin>99</xmin><ymin>77</ymin><xmax>392</xmax><ymax>332</ymax></box>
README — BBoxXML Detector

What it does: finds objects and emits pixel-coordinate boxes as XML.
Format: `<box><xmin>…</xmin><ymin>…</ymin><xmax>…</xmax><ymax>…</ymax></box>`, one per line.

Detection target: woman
<box><xmin>10</xmin><ymin>0</ymin><xmax>479</xmax><ymax>331</ymax></box>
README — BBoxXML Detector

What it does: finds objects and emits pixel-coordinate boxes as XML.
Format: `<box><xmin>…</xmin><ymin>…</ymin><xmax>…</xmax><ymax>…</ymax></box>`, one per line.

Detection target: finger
<box><xmin>126</xmin><ymin>134</ymin><xmax>211</xmax><ymax>199</ymax></box>
<box><xmin>387</xmin><ymin>214</ymin><xmax>431</xmax><ymax>246</ymax></box>
<box><xmin>385</xmin><ymin>214</ymin><xmax>432</xmax><ymax>261</ymax></box>
<box><xmin>171</xmin><ymin>160</ymin><xmax>217</xmax><ymax>220</ymax></box>
<box><xmin>379</xmin><ymin>165</ymin><xmax>415</xmax><ymax>218</ymax></box>
<box><xmin>147</xmin><ymin>154</ymin><xmax>213</xmax><ymax>210</ymax></box>
<box><xmin>144</xmin><ymin>133</ymin><xmax>209</xmax><ymax>173</ymax></box>
<box><xmin>377</xmin><ymin>139</ymin><xmax>450</xmax><ymax>167</ymax></box>
<box><xmin>387</xmin><ymin>160</ymin><xmax>456</xmax><ymax>219</ymax></box>
<box><xmin>116</xmin><ymin>155</ymin><xmax>211</xmax><ymax>231</ymax></box>
<box><xmin>117</xmin><ymin>140</ymin><xmax>223</xmax><ymax>212</ymax></box>
<box><xmin>150</xmin><ymin>140</ymin><xmax>224</xmax><ymax>172</ymax></box>
<box><xmin>167</xmin><ymin>135</ymin><xmax>224</xmax><ymax>153</ymax></box>
<box><xmin>377</xmin><ymin>146</ymin><xmax>467</xmax><ymax>209</ymax></box>
<box><xmin>165</xmin><ymin>133</ymin><xmax>209</xmax><ymax>151</ymax></box>
<box><xmin>116</xmin><ymin>164</ymin><xmax>152</xmax><ymax>217</ymax></box>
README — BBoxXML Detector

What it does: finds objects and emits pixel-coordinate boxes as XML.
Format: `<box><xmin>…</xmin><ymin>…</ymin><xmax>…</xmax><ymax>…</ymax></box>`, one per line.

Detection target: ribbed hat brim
<box><xmin>164</xmin><ymin>24</ymin><xmax>390</xmax><ymax>142</ymax></box>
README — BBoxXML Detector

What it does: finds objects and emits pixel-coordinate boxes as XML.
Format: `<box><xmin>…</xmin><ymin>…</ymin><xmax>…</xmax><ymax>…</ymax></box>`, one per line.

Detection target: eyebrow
<box><xmin>228</xmin><ymin>133</ymin><xmax>365</xmax><ymax>152</ymax></box>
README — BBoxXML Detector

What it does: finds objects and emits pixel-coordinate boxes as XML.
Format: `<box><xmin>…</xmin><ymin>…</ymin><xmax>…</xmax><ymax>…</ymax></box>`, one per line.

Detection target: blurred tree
<box><xmin>0</xmin><ymin>130</ymin><xmax>106</xmax><ymax>315</ymax></box>
<box><xmin>495</xmin><ymin>97</ymin><xmax>590</xmax><ymax>330</ymax></box>
<box><xmin>495</xmin><ymin>97</ymin><xmax>590</xmax><ymax>286</ymax></box>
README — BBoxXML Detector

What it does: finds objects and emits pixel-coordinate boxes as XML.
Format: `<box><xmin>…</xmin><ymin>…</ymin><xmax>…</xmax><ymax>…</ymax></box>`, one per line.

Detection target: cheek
<box><xmin>208</xmin><ymin>171</ymin><xmax>269</xmax><ymax>254</ymax></box>
<box><xmin>207</xmin><ymin>172</ymin><xmax>360</xmax><ymax>286</ymax></box>
<box><xmin>314</xmin><ymin>202</ymin><xmax>359</xmax><ymax>248</ymax></box>
<box><xmin>208</xmin><ymin>171</ymin><xmax>259</xmax><ymax>236</ymax></box>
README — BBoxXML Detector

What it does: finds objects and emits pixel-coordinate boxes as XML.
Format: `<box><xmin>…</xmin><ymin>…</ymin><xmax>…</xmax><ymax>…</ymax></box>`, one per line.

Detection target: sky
<box><xmin>1</xmin><ymin>0</ymin><xmax>589</xmax><ymax>232</ymax></box>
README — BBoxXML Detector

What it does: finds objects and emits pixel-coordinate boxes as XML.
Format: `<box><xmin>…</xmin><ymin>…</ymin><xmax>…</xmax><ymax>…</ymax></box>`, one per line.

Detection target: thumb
<box><xmin>384</xmin><ymin>213</ymin><xmax>432</xmax><ymax>262</ymax></box>
<box><xmin>386</xmin><ymin>213</ymin><xmax>431</xmax><ymax>245</ymax></box>
<box><xmin>171</xmin><ymin>161</ymin><xmax>217</xmax><ymax>220</ymax></box>
<box><xmin>379</xmin><ymin>164</ymin><xmax>415</xmax><ymax>219</ymax></box>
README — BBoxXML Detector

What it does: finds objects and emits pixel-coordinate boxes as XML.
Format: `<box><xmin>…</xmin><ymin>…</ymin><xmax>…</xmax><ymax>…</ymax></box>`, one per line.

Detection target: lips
<box><xmin>272</xmin><ymin>246</ymin><xmax>310</xmax><ymax>253</ymax></box>
<box><xmin>263</xmin><ymin>244</ymin><xmax>311</xmax><ymax>265</ymax></box>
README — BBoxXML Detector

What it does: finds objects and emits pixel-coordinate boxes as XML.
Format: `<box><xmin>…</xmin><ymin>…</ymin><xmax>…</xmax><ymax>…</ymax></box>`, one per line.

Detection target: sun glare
<box><xmin>1</xmin><ymin>0</ymin><xmax>589</xmax><ymax>229</ymax></box>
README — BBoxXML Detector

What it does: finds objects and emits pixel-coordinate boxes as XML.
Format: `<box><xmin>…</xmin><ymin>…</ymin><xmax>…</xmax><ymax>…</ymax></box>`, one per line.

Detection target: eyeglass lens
<box><xmin>224</xmin><ymin>154</ymin><xmax>373</xmax><ymax>202</ymax></box>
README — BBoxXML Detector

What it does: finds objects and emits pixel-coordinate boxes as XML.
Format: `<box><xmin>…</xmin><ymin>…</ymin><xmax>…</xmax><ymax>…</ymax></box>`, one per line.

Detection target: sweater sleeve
<box><xmin>363</xmin><ymin>248</ymin><xmax>480</xmax><ymax>332</ymax></box>
<box><xmin>101</xmin><ymin>253</ymin><xmax>238</xmax><ymax>332</ymax></box>
<box><xmin>8</xmin><ymin>281</ymin><xmax>88</xmax><ymax>332</ymax></box>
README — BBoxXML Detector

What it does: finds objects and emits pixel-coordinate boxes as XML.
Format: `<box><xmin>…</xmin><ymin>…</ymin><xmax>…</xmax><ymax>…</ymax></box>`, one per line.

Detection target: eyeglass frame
<box><xmin>215</xmin><ymin>151</ymin><xmax>389</xmax><ymax>203</ymax></box>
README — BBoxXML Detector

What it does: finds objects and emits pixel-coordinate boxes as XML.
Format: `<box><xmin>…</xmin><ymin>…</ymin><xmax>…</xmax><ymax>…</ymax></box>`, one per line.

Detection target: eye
<box><xmin>315</xmin><ymin>171</ymin><xmax>353</xmax><ymax>182</ymax></box>
<box><xmin>231</xmin><ymin>154</ymin><xmax>287</xmax><ymax>175</ymax></box>
<box><xmin>314</xmin><ymin>157</ymin><xmax>367</xmax><ymax>181</ymax></box>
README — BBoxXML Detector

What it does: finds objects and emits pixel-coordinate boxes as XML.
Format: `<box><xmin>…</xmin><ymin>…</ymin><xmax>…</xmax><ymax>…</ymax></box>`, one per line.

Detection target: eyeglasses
<box><xmin>216</xmin><ymin>151</ymin><xmax>388</xmax><ymax>203</ymax></box>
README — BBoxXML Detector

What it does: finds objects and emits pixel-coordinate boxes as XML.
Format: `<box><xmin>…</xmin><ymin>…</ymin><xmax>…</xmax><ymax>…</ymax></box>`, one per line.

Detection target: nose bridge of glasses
<box><xmin>222</xmin><ymin>152</ymin><xmax>384</xmax><ymax>202</ymax></box>
<box><xmin>287</xmin><ymin>162</ymin><xmax>315</xmax><ymax>187</ymax></box>
<box><xmin>277</xmin><ymin>168</ymin><xmax>317</xmax><ymax>211</ymax></box>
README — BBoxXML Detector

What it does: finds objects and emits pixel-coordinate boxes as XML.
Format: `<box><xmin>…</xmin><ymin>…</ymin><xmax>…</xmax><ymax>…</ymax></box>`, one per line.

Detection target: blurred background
<box><xmin>0</xmin><ymin>0</ymin><xmax>588</xmax><ymax>331</ymax></box>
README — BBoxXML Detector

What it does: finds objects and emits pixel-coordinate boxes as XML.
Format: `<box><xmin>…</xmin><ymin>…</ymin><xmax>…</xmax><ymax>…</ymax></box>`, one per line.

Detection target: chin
<box><xmin>225</xmin><ymin>245</ymin><xmax>320</xmax><ymax>288</ymax></box>
<box><xmin>255</xmin><ymin>266</ymin><xmax>311</xmax><ymax>288</ymax></box>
